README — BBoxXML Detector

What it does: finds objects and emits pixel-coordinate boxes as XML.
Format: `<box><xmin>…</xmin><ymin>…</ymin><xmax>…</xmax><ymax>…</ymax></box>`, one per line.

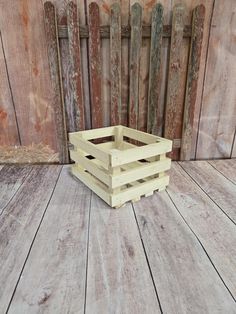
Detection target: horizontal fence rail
<box><xmin>58</xmin><ymin>25</ymin><xmax>192</xmax><ymax>39</ymax></box>
<box><xmin>44</xmin><ymin>1</ymin><xmax>205</xmax><ymax>163</ymax></box>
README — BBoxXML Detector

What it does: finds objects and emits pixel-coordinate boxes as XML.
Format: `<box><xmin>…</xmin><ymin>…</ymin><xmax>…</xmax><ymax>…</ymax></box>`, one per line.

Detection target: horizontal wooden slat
<box><xmin>111</xmin><ymin>158</ymin><xmax>171</xmax><ymax>188</ymax></box>
<box><xmin>58</xmin><ymin>24</ymin><xmax>192</xmax><ymax>38</ymax></box>
<box><xmin>71</xmin><ymin>165</ymin><xmax>110</xmax><ymax>204</ymax></box>
<box><xmin>70</xmin><ymin>150</ymin><xmax>110</xmax><ymax>186</ymax></box>
<box><xmin>111</xmin><ymin>175</ymin><xmax>169</xmax><ymax>207</ymax></box>
<box><xmin>70</xmin><ymin>126</ymin><xmax>116</xmax><ymax>140</ymax></box>
<box><xmin>122</xmin><ymin>126</ymin><xmax>172</xmax><ymax>145</ymax></box>
<box><xmin>111</xmin><ymin>141</ymin><xmax>172</xmax><ymax>167</ymax></box>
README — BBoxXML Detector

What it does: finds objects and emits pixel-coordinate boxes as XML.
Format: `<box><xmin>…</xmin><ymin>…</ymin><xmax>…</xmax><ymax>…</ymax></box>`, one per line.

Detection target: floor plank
<box><xmin>0</xmin><ymin>165</ymin><xmax>32</xmax><ymax>215</ymax></box>
<box><xmin>133</xmin><ymin>192</ymin><xmax>236</xmax><ymax>313</ymax></box>
<box><xmin>0</xmin><ymin>165</ymin><xmax>61</xmax><ymax>313</ymax></box>
<box><xmin>180</xmin><ymin>161</ymin><xmax>236</xmax><ymax>224</ymax></box>
<box><xmin>8</xmin><ymin>166</ymin><xmax>91</xmax><ymax>314</ymax></box>
<box><xmin>167</xmin><ymin>163</ymin><xmax>236</xmax><ymax>299</ymax></box>
<box><xmin>85</xmin><ymin>194</ymin><xmax>161</xmax><ymax>313</ymax></box>
<box><xmin>208</xmin><ymin>159</ymin><xmax>236</xmax><ymax>185</ymax></box>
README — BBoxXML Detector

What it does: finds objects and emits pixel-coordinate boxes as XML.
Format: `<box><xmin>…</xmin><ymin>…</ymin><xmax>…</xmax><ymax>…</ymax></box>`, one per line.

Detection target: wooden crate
<box><xmin>69</xmin><ymin>125</ymin><xmax>172</xmax><ymax>208</ymax></box>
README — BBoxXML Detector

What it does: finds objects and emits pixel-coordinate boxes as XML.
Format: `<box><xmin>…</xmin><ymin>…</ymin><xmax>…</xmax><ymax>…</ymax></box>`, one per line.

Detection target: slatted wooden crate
<box><xmin>69</xmin><ymin>125</ymin><xmax>172</xmax><ymax>208</ymax></box>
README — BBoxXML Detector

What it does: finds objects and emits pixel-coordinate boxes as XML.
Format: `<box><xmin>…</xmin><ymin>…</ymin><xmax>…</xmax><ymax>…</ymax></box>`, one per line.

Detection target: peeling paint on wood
<box><xmin>110</xmin><ymin>3</ymin><xmax>121</xmax><ymax>125</ymax></box>
<box><xmin>88</xmin><ymin>2</ymin><xmax>102</xmax><ymax>128</ymax></box>
<box><xmin>147</xmin><ymin>3</ymin><xmax>163</xmax><ymax>135</ymax></box>
<box><xmin>44</xmin><ymin>1</ymin><xmax>69</xmax><ymax>163</ymax></box>
<box><xmin>67</xmin><ymin>1</ymin><xmax>85</xmax><ymax>131</ymax></box>
<box><xmin>180</xmin><ymin>5</ymin><xmax>205</xmax><ymax>161</ymax></box>
<box><xmin>129</xmin><ymin>3</ymin><xmax>142</xmax><ymax>129</ymax></box>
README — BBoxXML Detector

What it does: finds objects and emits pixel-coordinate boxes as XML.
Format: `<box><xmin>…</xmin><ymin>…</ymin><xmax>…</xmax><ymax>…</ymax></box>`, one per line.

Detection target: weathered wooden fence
<box><xmin>44</xmin><ymin>1</ymin><xmax>205</xmax><ymax>164</ymax></box>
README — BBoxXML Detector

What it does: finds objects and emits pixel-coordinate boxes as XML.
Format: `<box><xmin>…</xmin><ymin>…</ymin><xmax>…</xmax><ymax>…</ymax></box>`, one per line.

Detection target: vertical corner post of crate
<box><xmin>44</xmin><ymin>1</ymin><xmax>69</xmax><ymax>164</ymax></box>
<box><xmin>108</xmin><ymin>126</ymin><xmax>123</xmax><ymax>199</ymax></box>
<box><xmin>180</xmin><ymin>4</ymin><xmax>205</xmax><ymax>161</ymax></box>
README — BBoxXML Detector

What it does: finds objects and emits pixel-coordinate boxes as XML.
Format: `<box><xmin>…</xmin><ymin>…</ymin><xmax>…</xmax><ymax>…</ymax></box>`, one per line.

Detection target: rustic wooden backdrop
<box><xmin>0</xmin><ymin>0</ymin><xmax>235</xmax><ymax>163</ymax></box>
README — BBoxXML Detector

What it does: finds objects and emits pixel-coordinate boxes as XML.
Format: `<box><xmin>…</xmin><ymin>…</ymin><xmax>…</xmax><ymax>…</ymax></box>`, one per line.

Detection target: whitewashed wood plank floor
<box><xmin>0</xmin><ymin>161</ymin><xmax>235</xmax><ymax>314</ymax></box>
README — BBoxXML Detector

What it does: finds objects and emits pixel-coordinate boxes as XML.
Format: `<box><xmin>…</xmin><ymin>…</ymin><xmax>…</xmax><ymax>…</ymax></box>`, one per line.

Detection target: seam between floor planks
<box><xmin>83</xmin><ymin>190</ymin><xmax>92</xmax><ymax>314</ymax></box>
<box><xmin>132</xmin><ymin>189</ymin><xmax>236</xmax><ymax>312</ymax></box>
<box><xmin>131</xmin><ymin>202</ymin><xmax>163</xmax><ymax>313</ymax></box>
<box><xmin>168</xmin><ymin>162</ymin><xmax>236</xmax><ymax>301</ymax></box>
<box><xmin>177</xmin><ymin>161</ymin><xmax>236</xmax><ymax>226</ymax></box>
<box><xmin>6</xmin><ymin>166</ymin><xmax>63</xmax><ymax>313</ymax></box>
<box><xmin>207</xmin><ymin>160</ymin><xmax>236</xmax><ymax>186</ymax></box>
<box><xmin>0</xmin><ymin>166</ymin><xmax>33</xmax><ymax>216</ymax></box>
<box><xmin>0</xmin><ymin>165</ymin><xmax>62</xmax><ymax>313</ymax></box>
<box><xmin>166</xmin><ymin>189</ymin><xmax>236</xmax><ymax>303</ymax></box>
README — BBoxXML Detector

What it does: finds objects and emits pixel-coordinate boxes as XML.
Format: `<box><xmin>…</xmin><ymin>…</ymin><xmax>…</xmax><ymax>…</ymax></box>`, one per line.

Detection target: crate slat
<box><xmin>111</xmin><ymin>158</ymin><xmax>171</xmax><ymax>188</ymax></box>
<box><xmin>111</xmin><ymin>175</ymin><xmax>169</xmax><ymax>207</ymax></box>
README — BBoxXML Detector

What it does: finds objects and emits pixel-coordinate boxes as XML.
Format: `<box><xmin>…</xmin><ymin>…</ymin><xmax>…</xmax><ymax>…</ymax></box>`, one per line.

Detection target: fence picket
<box><xmin>110</xmin><ymin>3</ymin><xmax>122</xmax><ymax>126</ymax></box>
<box><xmin>147</xmin><ymin>3</ymin><xmax>163</xmax><ymax>135</ymax></box>
<box><xmin>44</xmin><ymin>1</ymin><xmax>69</xmax><ymax>163</ymax></box>
<box><xmin>180</xmin><ymin>5</ymin><xmax>205</xmax><ymax>161</ymax></box>
<box><xmin>67</xmin><ymin>2</ymin><xmax>85</xmax><ymax>131</ymax></box>
<box><xmin>88</xmin><ymin>2</ymin><xmax>102</xmax><ymax>128</ymax></box>
<box><xmin>129</xmin><ymin>3</ymin><xmax>142</xmax><ymax>130</ymax></box>
<box><xmin>164</xmin><ymin>4</ymin><xmax>185</xmax><ymax>160</ymax></box>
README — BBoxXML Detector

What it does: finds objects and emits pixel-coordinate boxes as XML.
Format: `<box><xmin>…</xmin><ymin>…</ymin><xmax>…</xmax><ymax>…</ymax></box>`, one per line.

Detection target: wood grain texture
<box><xmin>0</xmin><ymin>165</ymin><xmax>61</xmax><ymax>313</ymax></box>
<box><xmin>110</xmin><ymin>3</ymin><xmax>121</xmax><ymax>125</ymax></box>
<box><xmin>44</xmin><ymin>1</ymin><xmax>69</xmax><ymax>163</ymax></box>
<box><xmin>56</xmin><ymin>0</ymin><xmax>91</xmax><ymax>130</ymax></box>
<box><xmin>9</xmin><ymin>166</ymin><xmax>91</xmax><ymax>313</ymax></box>
<box><xmin>196</xmin><ymin>0</ymin><xmax>236</xmax><ymax>159</ymax></box>
<box><xmin>164</xmin><ymin>4</ymin><xmax>185</xmax><ymax>160</ymax></box>
<box><xmin>0</xmin><ymin>32</ymin><xmax>20</xmax><ymax>146</ymax></box>
<box><xmin>133</xmin><ymin>191</ymin><xmax>236</xmax><ymax>313</ymax></box>
<box><xmin>168</xmin><ymin>163</ymin><xmax>236</xmax><ymax>298</ymax></box>
<box><xmin>180</xmin><ymin>5</ymin><xmax>205</xmax><ymax>161</ymax></box>
<box><xmin>67</xmin><ymin>1</ymin><xmax>85</xmax><ymax>131</ymax></box>
<box><xmin>180</xmin><ymin>161</ymin><xmax>236</xmax><ymax>224</ymax></box>
<box><xmin>85</xmin><ymin>193</ymin><xmax>161</xmax><ymax>313</ymax></box>
<box><xmin>0</xmin><ymin>165</ymin><xmax>32</xmax><ymax>215</ymax></box>
<box><xmin>88</xmin><ymin>2</ymin><xmax>102</xmax><ymax>128</ymax></box>
<box><xmin>129</xmin><ymin>3</ymin><xmax>142</xmax><ymax>129</ymax></box>
<box><xmin>147</xmin><ymin>3</ymin><xmax>163</xmax><ymax>134</ymax></box>
<box><xmin>189</xmin><ymin>0</ymin><xmax>214</xmax><ymax>159</ymax></box>
<box><xmin>208</xmin><ymin>159</ymin><xmax>236</xmax><ymax>185</ymax></box>
<box><xmin>0</xmin><ymin>1</ymin><xmax>59</xmax><ymax>154</ymax></box>
<box><xmin>136</xmin><ymin>0</ymin><xmax>151</xmax><ymax>133</ymax></box>
<box><xmin>120</xmin><ymin>0</ymin><xmax>130</xmax><ymax>126</ymax></box>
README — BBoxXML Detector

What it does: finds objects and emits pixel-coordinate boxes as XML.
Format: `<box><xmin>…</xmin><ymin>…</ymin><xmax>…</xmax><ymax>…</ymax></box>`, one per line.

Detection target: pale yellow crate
<box><xmin>69</xmin><ymin>125</ymin><xmax>172</xmax><ymax>208</ymax></box>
